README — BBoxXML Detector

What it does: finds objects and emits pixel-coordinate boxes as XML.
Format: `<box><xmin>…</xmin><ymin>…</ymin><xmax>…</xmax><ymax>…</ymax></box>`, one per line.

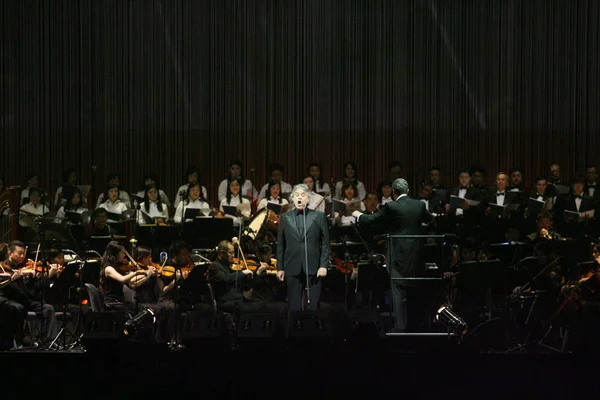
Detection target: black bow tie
<box><xmin>296</xmin><ymin>209</ymin><xmax>306</xmax><ymax>215</ymax></box>
<box><xmin>496</xmin><ymin>192</ymin><xmax>505</xmax><ymax>196</ymax></box>
<box><xmin>459</xmin><ymin>186</ymin><xmax>468</xmax><ymax>190</ymax></box>
<box><xmin>575</xmin><ymin>195</ymin><xmax>583</xmax><ymax>200</ymax></box>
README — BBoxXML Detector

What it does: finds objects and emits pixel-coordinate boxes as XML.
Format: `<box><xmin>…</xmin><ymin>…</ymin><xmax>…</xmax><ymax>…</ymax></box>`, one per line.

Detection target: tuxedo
<box><xmin>356</xmin><ymin>195</ymin><xmax>433</xmax><ymax>330</ymax></box>
<box><xmin>584</xmin><ymin>182</ymin><xmax>600</xmax><ymax>202</ymax></box>
<box><xmin>277</xmin><ymin>208</ymin><xmax>330</xmax><ymax>311</ymax></box>
<box><xmin>553</xmin><ymin>193</ymin><xmax>597</xmax><ymax>239</ymax></box>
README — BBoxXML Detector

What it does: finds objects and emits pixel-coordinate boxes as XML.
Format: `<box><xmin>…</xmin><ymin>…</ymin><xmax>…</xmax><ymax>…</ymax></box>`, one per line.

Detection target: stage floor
<box><xmin>1</xmin><ymin>336</ymin><xmax>597</xmax><ymax>398</ymax></box>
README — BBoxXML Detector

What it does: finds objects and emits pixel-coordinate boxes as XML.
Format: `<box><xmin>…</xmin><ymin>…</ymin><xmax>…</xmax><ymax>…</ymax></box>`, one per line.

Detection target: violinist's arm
<box><xmin>104</xmin><ymin>266</ymin><xmax>145</xmax><ymax>284</ymax></box>
<box><xmin>0</xmin><ymin>273</ymin><xmax>12</xmax><ymax>289</ymax></box>
<box><xmin>128</xmin><ymin>271</ymin><xmax>152</xmax><ymax>289</ymax></box>
<box><xmin>162</xmin><ymin>271</ymin><xmax>182</xmax><ymax>294</ymax></box>
<box><xmin>48</xmin><ymin>264</ymin><xmax>62</xmax><ymax>279</ymax></box>
<box><xmin>208</xmin><ymin>264</ymin><xmax>244</xmax><ymax>283</ymax></box>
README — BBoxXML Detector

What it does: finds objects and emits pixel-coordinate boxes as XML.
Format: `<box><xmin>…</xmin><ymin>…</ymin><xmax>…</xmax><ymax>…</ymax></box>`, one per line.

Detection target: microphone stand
<box><xmin>302</xmin><ymin>206</ymin><xmax>311</xmax><ymax>310</ymax></box>
<box><xmin>169</xmin><ymin>257</ymin><xmax>185</xmax><ymax>352</ymax></box>
<box><xmin>34</xmin><ymin>217</ymin><xmax>50</xmax><ymax>349</ymax></box>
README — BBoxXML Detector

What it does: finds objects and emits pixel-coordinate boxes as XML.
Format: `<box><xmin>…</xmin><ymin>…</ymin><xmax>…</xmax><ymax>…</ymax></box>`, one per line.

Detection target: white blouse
<box><xmin>220</xmin><ymin>196</ymin><xmax>251</xmax><ymax>227</ymax></box>
<box><xmin>334</xmin><ymin>180</ymin><xmax>366</xmax><ymax>201</ymax></box>
<box><xmin>134</xmin><ymin>190</ymin><xmax>172</xmax><ymax>209</ymax></box>
<box><xmin>96</xmin><ymin>190</ymin><xmax>131</xmax><ymax>209</ymax></box>
<box><xmin>174</xmin><ymin>198</ymin><xmax>211</xmax><ymax>224</ymax></box>
<box><xmin>174</xmin><ymin>184</ymin><xmax>208</xmax><ymax>209</ymax></box>
<box><xmin>308</xmin><ymin>192</ymin><xmax>326</xmax><ymax>213</ymax></box>
<box><xmin>257</xmin><ymin>181</ymin><xmax>293</xmax><ymax>202</ymax></box>
<box><xmin>334</xmin><ymin>198</ymin><xmax>365</xmax><ymax>226</ymax></box>
<box><xmin>218</xmin><ymin>179</ymin><xmax>257</xmax><ymax>202</ymax></box>
<box><xmin>138</xmin><ymin>201</ymin><xmax>170</xmax><ymax>224</ymax></box>
<box><xmin>98</xmin><ymin>200</ymin><xmax>129</xmax><ymax>222</ymax></box>
<box><xmin>257</xmin><ymin>197</ymin><xmax>289</xmax><ymax>212</ymax></box>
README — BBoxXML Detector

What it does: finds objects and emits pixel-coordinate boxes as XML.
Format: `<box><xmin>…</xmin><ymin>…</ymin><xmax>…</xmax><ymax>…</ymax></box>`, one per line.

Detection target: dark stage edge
<box><xmin>2</xmin><ymin>337</ymin><xmax>599</xmax><ymax>398</ymax></box>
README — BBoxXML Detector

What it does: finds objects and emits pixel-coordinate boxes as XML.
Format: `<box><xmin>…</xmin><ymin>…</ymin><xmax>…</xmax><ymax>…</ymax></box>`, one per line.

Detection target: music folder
<box><xmin>105</xmin><ymin>211</ymin><xmax>123</xmax><ymax>222</ymax></box>
<box><xmin>564</xmin><ymin>209</ymin><xmax>594</xmax><ymax>223</ymax></box>
<box><xmin>332</xmin><ymin>199</ymin><xmax>346</xmax><ymax>214</ymax></box>
<box><xmin>65</xmin><ymin>211</ymin><xmax>84</xmax><ymax>224</ymax></box>
<box><xmin>527</xmin><ymin>197</ymin><xmax>546</xmax><ymax>215</ymax></box>
<box><xmin>222</xmin><ymin>205</ymin><xmax>237</xmax><ymax>216</ymax></box>
<box><xmin>266</xmin><ymin>202</ymin><xmax>283</xmax><ymax>215</ymax></box>
<box><xmin>449</xmin><ymin>195</ymin><xmax>479</xmax><ymax>210</ymax></box>
<box><xmin>184</xmin><ymin>208</ymin><xmax>201</xmax><ymax>220</ymax></box>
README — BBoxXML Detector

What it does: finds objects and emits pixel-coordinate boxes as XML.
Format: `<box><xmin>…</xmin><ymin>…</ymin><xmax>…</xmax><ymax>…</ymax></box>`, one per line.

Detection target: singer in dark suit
<box><xmin>276</xmin><ymin>184</ymin><xmax>330</xmax><ymax>311</ymax></box>
<box><xmin>353</xmin><ymin>178</ymin><xmax>433</xmax><ymax>331</ymax></box>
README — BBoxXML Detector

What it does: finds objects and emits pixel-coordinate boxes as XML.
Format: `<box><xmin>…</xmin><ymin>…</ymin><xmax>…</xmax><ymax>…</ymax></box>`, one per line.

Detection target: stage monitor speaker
<box><xmin>237</xmin><ymin>312</ymin><xmax>279</xmax><ymax>339</ymax></box>
<box><xmin>347</xmin><ymin>311</ymin><xmax>385</xmax><ymax>341</ymax></box>
<box><xmin>180</xmin><ymin>310</ymin><xmax>230</xmax><ymax>350</ymax></box>
<box><xmin>81</xmin><ymin>311</ymin><xmax>131</xmax><ymax>350</ymax></box>
<box><xmin>288</xmin><ymin>311</ymin><xmax>333</xmax><ymax>339</ymax></box>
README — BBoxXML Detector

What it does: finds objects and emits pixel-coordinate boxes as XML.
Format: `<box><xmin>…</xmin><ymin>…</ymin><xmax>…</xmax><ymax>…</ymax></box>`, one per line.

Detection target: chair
<box><xmin>84</xmin><ymin>283</ymin><xmax>103</xmax><ymax>312</ymax></box>
<box><xmin>123</xmin><ymin>285</ymin><xmax>135</xmax><ymax>304</ymax></box>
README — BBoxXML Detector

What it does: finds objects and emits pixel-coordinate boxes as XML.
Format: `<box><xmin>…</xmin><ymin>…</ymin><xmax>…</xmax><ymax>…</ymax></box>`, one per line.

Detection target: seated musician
<box><xmin>99</xmin><ymin>241</ymin><xmax>147</xmax><ymax>311</ymax></box>
<box><xmin>56</xmin><ymin>185</ymin><xmax>88</xmax><ymax>220</ymax></box>
<box><xmin>98</xmin><ymin>184</ymin><xmax>129</xmax><ymax>223</ymax></box>
<box><xmin>333</xmin><ymin>181</ymin><xmax>365</xmax><ymax>226</ymax></box>
<box><xmin>334</xmin><ymin>161</ymin><xmax>366</xmax><ymax>201</ymax></box>
<box><xmin>219</xmin><ymin>178</ymin><xmax>251</xmax><ymax>230</ymax></box>
<box><xmin>174</xmin><ymin>166</ymin><xmax>208</xmax><ymax>210</ymax></box>
<box><xmin>207</xmin><ymin>240</ymin><xmax>260</xmax><ymax>315</ymax></box>
<box><xmin>0</xmin><ymin>241</ymin><xmax>59</xmax><ymax>346</ymax></box>
<box><xmin>127</xmin><ymin>246</ymin><xmax>174</xmax><ymax>342</ymax></box>
<box><xmin>19</xmin><ymin>188</ymin><xmax>50</xmax><ymax>227</ymax></box>
<box><xmin>133</xmin><ymin>173</ymin><xmax>171</xmax><ymax>209</ymax></box>
<box><xmin>90</xmin><ymin>208</ymin><xmax>111</xmax><ymax>237</ymax></box>
<box><xmin>95</xmin><ymin>173</ymin><xmax>132</xmax><ymax>209</ymax></box>
<box><xmin>44</xmin><ymin>248</ymin><xmax>83</xmax><ymax>325</ymax></box>
<box><xmin>526</xmin><ymin>214</ymin><xmax>562</xmax><ymax>242</ymax></box>
<box><xmin>217</xmin><ymin>160</ymin><xmax>257</xmax><ymax>202</ymax></box>
<box><xmin>0</xmin><ymin>242</ymin><xmax>27</xmax><ymax>350</ymax></box>
<box><xmin>363</xmin><ymin>191</ymin><xmax>379</xmax><ymax>215</ymax></box>
<box><xmin>173</xmin><ymin>181</ymin><xmax>212</xmax><ymax>224</ymax></box>
<box><xmin>243</xmin><ymin>242</ymin><xmax>284</xmax><ymax>304</ymax></box>
<box><xmin>303</xmin><ymin>175</ymin><xmax>326</xmax><ymax>212</ymax></box>
<box><xmin>257</xmin><ymin>180</ymin><xmax>289</xmax><ymax>212</ymax></box>
<box><xmin>137</xmin><ymin>183</ymin><xmax>170</xmax><ymax>225</ymax></box>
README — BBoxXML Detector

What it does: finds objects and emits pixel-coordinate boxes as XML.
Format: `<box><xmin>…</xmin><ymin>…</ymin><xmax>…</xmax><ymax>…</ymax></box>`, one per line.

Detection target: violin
<box><xmin>116</xmin><ymin>260</ymin><xmax>139</xmax><ymax>274</ymax></box>
<box><xmin>230</xmin><ymin>257</ymin><xmax>259</xmax><ymax>272</ymax></box>
<box><xmin>332</xmin><ymin>257</ymin><xmax>355</xmax><ymax>274</ymax></box>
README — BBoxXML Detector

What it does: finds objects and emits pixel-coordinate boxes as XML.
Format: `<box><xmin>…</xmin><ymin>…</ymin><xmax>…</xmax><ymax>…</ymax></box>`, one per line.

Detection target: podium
<box><xmin>385</xmin><ymin>234</ymin><xmax>453</xmax><ymax>333</ymax></box>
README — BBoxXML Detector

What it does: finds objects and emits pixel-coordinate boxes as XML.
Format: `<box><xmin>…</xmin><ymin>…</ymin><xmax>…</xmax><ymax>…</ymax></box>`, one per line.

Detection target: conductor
<box><xmin>353</xmin><ymin>178</ymin><xmax>432</xmax><ymax>332</ymax></box>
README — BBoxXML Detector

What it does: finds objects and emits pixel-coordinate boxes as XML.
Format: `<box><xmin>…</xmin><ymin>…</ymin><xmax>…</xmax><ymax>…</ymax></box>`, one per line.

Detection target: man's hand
<box><xmin>241</xmin><ymin>268</ymin><xmax>253</xmax><ymax>276</ymax></box>
<box><xmin>277</xmin><ymin>270</ymin><xmax>285</xmax><ymax>281</ymax></box>
<box><xmin>316</xmin><ymin>267</ymin><xmax>327</xmax><ymax>278</ymax></box>
<box><xmin>257</xmin><ymin>262</ymin><xmax>268</xmax><ymax>275</ymax></box>
<box><xmin>351</xmin><ymin>210</ymin><xmax>362</xmax><ymax>219</ymax></box>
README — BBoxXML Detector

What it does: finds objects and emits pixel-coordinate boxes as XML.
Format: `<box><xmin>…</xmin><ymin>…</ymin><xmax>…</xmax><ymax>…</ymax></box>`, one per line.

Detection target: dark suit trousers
<box><xmin>0</xmin><ymin>297</ymin><xmax>27</xmax><ymax>349</ymax></box>
<box><xmin>286</xmin><ymin>271</ymin><xmax>321</xmax><ymax>311</ymax></box>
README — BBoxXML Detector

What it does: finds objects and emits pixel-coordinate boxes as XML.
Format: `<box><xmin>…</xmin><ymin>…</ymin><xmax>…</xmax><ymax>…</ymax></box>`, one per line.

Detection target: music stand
<box><xmin>136</xmin><ymin>225</ymin><xmax>179</xmax><ymax>260</ymax></box>
<box><xmin>47</xmin><ymin>261</ymin><xmax>81</xmax><ymax>349</ymax></box>
<box><xmin>178</xmin><ymin>263</ymin><xmax>211</xmax><ymax>307</ymax></box>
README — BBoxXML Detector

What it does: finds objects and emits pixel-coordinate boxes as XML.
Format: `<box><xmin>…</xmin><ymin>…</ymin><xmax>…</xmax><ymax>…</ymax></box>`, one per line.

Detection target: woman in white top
<box><xmin>302</xmin><ymin>175</ymin><xmax>326</xmax><ymax>213</ymax></box>
<box><xmin>138</xmin><ymin>183</ymin><xmax>170</xmax><ymax>225</ymax></box>
<box><xmin>95</xmin><ymin>173</ymin><xmax>131</xmax><ymax>209</ymax></box>
<box><xmin>257</xmin><ymin>180</ymin><xmax>289</xmax><ymax>212</ymax></box>
<box><xmin>134</xmin><ymin>173</ymin><xmax>171</xmax><ymax>209</ymax></box>
<box><xmin>19</xmin><ymin>188</ymin><xmax>50</xmax><ymax>227</ymax></box>
<box><xmin>98</xmin><ymin>184</ymin><xmax>129</xmax><ymax>222</ymax></box>
<box><xmin>174</xmin><ymin>182</ymin><xmax>212</xmax><ymax>224</ymax></box>
<box><xmin>218</xmin><ymin>160</ymin><xmax>257</xmax><ymax>202</ymax></box>
<box><xmin>377</xmin><ymin>181</ymin><xmax>394</xmax><ymax>207</ymax></box>
<box><xmin>307</xmin><ymin>163</ymin><xmax>332</xmax><ymax>203</ymax></box>
<box><xmin>219</xmin><ymin>177</ymin><xmax>251</xmax><ymax>228</ymax></box>
<box><xmin>333</xmin><ymin>181</ymin><xmax>365</xmax><ymax>227</ymax></box>
<box><xmin>174</xmin><ymin>166</ymin><xmax>208</xmax><ymax>209</ymax></box>
<box><xmin>56</xmin><ymin>186</ymin><xmax>88</xmax><ymax>220</ymax></box>
<box><xmin>334</xmin><ymin>161</ymin><xmax>366</xmax><ymax>201</ymax></box>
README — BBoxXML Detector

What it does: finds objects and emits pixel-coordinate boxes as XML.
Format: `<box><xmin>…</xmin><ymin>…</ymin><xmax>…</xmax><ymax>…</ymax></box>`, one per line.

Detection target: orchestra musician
<box><xmin>353</xmin><ymin>178</ymin><xmax>433</xmax><ymax>332</ymax></box>
<box><xmin>0</xmin><ymin>241</ymin><xmax>59</xmax><ymax>347</ymax></box>
<box><xmin>276</xmin><ymin>184</ymin><xmax>330</xmax><ymax>311</ymax></box>
<box><xmin>99</xmin><ymin>241</ymin><xmax>146</xmax><ymax>311</ymax></box>
<box><xmin>0</xmin><ymin>242</ymin><xmax>27</xmax><ymax>350</ymax></box>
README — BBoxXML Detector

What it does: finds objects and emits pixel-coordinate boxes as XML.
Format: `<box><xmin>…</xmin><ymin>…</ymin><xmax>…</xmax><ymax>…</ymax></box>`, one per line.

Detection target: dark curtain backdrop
<box><xmin>1</xmin><ymin>0</ymin><xmax>599</xmax><ymax>206</ymax></box>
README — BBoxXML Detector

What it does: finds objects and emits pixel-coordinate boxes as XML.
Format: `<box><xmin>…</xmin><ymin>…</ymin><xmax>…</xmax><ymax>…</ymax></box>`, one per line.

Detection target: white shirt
<box><xmin>174</xmin><ymin>184</ymin><xmax>208</xmax><ymax>209</ymax></box>
<box><xmin>258</xmin><ymin>182</ymin><xmax>293</xmax><ymax>202</ymax></box>
<box><xmin>257</xmin><ymin>197</ymin><xmax>289</xmax><ymax>212</ymax></box>
<box><xmin>134</xmin><ymin>190</ymin><xmax>171</xmax><ymax>209</ymax></box>
<box><xmin>334</xmin><ymin>180</ymin><xmax>366</xmax><ymax>201</ymax></box>
<box><xmin>307</xmin><ymin>192</ymin><xmax>326</xmax><ymax>213</ymax></box>
<box><xmin>588</xmin><ymin>183</ymin><xmax>596</xmax><ymax>198</ymax></box>
<box><xmin>218</xmin><ymin>179</ymin><xmax>257</xmax><ymax>202</ymax></box>
<box><xmin>456</xmin><ymin>188</ymin><xmax>468</xmax><ymax>216</ymax></box>
<box><xmin>138</xmin><ymin>201</ymin><xmax>170</xmax><ymax>224</ymax></box>
<box><xmin>495</xmin><ymin>191</ymin><xmax>506</xmax><ymax>206</ymax></box>
<box><xmin>575</xmin><ymin>195</ymin><xmax>582</xmax><ymax>212</ymax></box>
<box><xmin>315</xmin><ymin>181</ymin><xmax>332</xmax><ymax>203</ymax></box>
<box><xmin>220</xmin><ymin>196</ymin><xmax>251</xmax><ymax>227</ymax></box>
<box><xmin>98</xmin><ymin>200</ymin><xmax>129</xmax><ymax>222</ymax></box>
<box><xmin>380</xmin><ymin>196</ymin><xmax>393</xmax><ymax>206</ymax></box>
<box><xmin>96</xmin><ymin>191</ymin><xmax>131</xmax><ymax>209</ymax></box>
<box><xmin>334</xmin><ymin>198</ymin><xmax>365</xmax><ymax>226</ymax></box>
<box><xmin>174</xmin><ymin>198</ymin><xmax>211</xmax><ymax>224</ymax></box>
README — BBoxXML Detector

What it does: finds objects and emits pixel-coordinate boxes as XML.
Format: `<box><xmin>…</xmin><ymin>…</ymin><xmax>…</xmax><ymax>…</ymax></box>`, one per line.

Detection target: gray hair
<box><xmin>392</xmin><ymin>178</ymin><xmax>409</xmax><ymax>194</ymax></box>
<box><xmin>290</xmin><ymin>184</ymin><xmax>310</xmax><ymax>200</ymax></box>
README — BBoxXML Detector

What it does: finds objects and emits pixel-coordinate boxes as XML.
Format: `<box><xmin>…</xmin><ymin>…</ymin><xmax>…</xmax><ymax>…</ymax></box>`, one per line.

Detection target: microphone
<box><xmin>159</xmin><ymin>251</ymin><xmax>168</xmax><ymax>265</ymax></box>
<box><xmin>179</xmin><ymin>190</ymin><xmax>186</xmax><ymax>198</ymax></box>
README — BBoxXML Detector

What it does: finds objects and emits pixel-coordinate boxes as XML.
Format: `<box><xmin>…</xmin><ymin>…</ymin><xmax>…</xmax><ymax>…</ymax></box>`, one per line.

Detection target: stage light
<box><xmin>123</xmin><ymin>308</ymin><xmax>156</xmax><ymax>337</ymax></box>
<box><xmin>435</xmin><ymin>306</ymin><xmax>468</xmax><ymax>336</ymax></box>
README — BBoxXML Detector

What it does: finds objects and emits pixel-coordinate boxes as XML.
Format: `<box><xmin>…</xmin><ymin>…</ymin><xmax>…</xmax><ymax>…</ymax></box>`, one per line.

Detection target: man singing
<box><xmin>277</xmin><ymin>184</ymin><xmax>330</xmax><ymax>311</ymax></box>
<box><xmin>353</xmin><ymin>178</ymin><xmax>432</xmax><ymax>332</ymax></box>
